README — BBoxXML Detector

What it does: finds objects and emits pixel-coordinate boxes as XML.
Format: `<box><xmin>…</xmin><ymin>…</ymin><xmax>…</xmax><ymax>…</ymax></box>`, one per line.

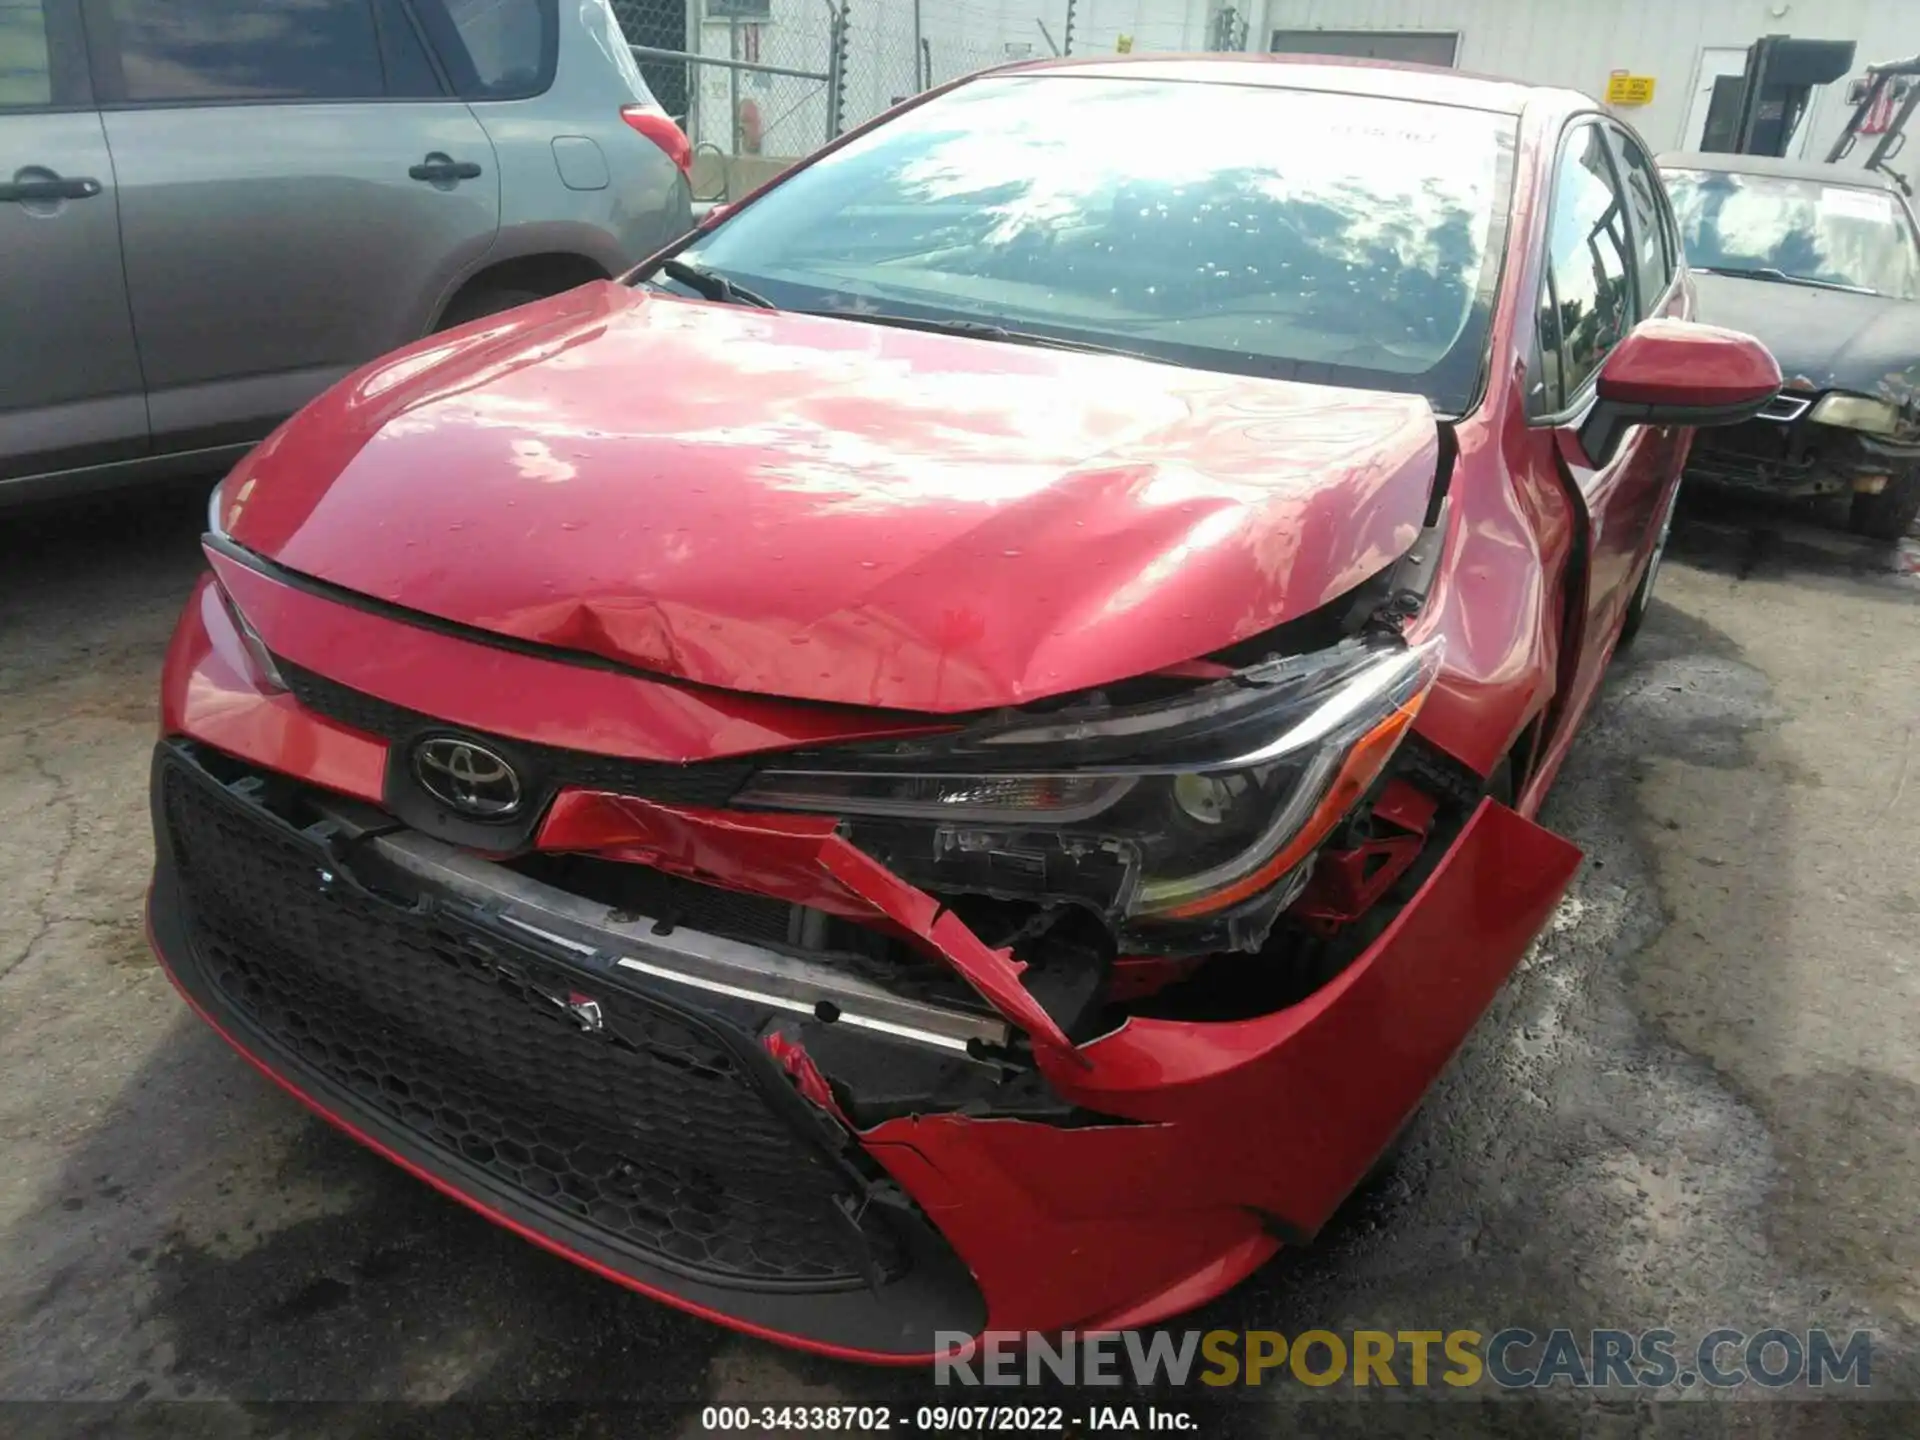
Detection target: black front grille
<box><xmin>1686</xmin><ymin>419</ymin><xmax>1820</xmax><ymax>485</ymax></box>
<box><xmin>277</xmin><ymin>660</ymin><xmax>757</xmax><ymax>808</ymax></box>
<box><xmin>1697</xmin><ymin>420</ymin><xmax>1812</xmax><ymax>476</ymax></box>
<box><xmin>161</xmin><ymin>760</ymin><xmax>903</xmax><ymax>1291</ymax></box>
<box><xmin>1694</xmin><ymin>417</ymin><xmax>1799</xmax><ymax>461</ymax></box>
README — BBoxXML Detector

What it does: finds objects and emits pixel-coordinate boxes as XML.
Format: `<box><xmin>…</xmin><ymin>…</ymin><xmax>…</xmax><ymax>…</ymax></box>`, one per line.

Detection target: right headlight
<box><xmin>1810</xmin><ymin>392</ymin><xmax>1903</xmax><ymax>436</ymax></box>
<box><xmin>204</xmin><ymin>476</ymin><xmax>284</xmax><ymax>692</ymax></box>
<box><xmin>206</xmin><ymin>471</ymin><xmax>261</xmax><ymax>540</ymax></box>
<box><xmin>736</xmin><ymin>635</ymin><xmax>1444</xmax><ymax>936</ymax></box>
<box><xmin>209</xmin><ymin>578</ymin><xmax>288</xmax><ymax>694</ymax></box>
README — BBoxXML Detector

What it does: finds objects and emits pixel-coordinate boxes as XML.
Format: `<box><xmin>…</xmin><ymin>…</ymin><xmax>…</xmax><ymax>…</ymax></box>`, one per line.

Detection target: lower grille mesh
<box><xmin>161</xmin><ymin>763</ymin><xmax>903</xmax><ymax>1291</ymax></box>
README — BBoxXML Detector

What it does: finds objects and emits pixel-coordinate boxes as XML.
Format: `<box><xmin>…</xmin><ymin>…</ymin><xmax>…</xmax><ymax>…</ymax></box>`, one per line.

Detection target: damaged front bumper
<box><xmin>150</xmin><ymin>561</ymin><xmax>1583</xmax><ymax>1359</ymax></box>
<box><xmin>1685</xmin><ymin>406</ymin><xmax>1920</xmax><ymax>499</ymax></box>
<box><xmin>148</xmin><ymin>732</ymin><xmax>1577</xmax><ymax>1359</ymax></box>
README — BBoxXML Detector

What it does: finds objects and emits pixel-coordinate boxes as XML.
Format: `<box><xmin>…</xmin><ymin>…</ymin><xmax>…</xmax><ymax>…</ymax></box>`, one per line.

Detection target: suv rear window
<box><xmin>413</xmin><ymin>0</ymin><xmax>556</xmax><ymax>99</ymax></box>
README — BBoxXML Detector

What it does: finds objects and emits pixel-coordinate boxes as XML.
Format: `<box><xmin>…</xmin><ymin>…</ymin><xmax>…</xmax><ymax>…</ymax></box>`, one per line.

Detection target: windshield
<box><xmin>669</xmin><ymin>75</ymin><xmax>1518</xmax><ymax>414</ymax></box>
<box><xmin>1661</xmin><ymin>167</ymin><xmax>1920</xmax><ymax>298</ymax></box>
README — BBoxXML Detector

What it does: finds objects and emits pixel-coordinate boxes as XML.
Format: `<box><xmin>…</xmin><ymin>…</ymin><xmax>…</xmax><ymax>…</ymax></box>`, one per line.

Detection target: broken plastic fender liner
<box><xmin>537</xmin><ymin>791</ymin><xmax>1082</xmax><ymax>1061</ymax></box>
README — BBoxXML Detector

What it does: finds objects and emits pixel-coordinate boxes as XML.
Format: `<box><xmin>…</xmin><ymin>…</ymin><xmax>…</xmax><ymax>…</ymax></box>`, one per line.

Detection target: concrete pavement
<box><xmin>1</xmin><ymin>486</ymin><xmax>1916</xmax><ymax>1436</ymax></box>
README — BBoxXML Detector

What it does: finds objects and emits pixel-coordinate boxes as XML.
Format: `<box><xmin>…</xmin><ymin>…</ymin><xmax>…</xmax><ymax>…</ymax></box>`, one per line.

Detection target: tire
<box><xmin>1618</xmin><ymin>479</ymin><xmax>1680</xmax><ymax>649</ymax></box>
<box><xmin>433</xmin><ymin>286</ymin><xmax>544</xmax><ymax>332</ymax></box>
<box><xmin>1846</xmin><ymin>467</ymin><xmax>1920</xmax><ymax>542</ymax></box>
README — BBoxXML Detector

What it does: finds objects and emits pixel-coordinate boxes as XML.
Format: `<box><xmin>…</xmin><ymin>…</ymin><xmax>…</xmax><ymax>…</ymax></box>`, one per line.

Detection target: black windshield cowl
<box><xmin>651</xmin><ymin>260</ymin><xmax>777</xmax><ymax>309</ymax></box>
<box><xmin>1696</xmin><ymin>264</ymin><xmax>1878</xmax><ymax>296</ymax></box>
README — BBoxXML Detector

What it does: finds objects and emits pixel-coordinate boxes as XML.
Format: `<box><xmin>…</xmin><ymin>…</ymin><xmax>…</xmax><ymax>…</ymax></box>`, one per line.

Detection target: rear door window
<box><xmin>93</xmin><ymin>0</ymin><xmax>392</xmax><ymax>103</ymax></box>
<box><xmin>0</xmin><ymin>1</ymin><xmax>49</xmax><ymax>106</ymax></box>
<box><xmin>411</xmin><ymin>0</ymin><xmax>555</xmax><ymax>99</ymax></box>
<box><xmin>375</xmin><ymin>0</ymin><xmax>444</xmax><ymax>98</ymax></box>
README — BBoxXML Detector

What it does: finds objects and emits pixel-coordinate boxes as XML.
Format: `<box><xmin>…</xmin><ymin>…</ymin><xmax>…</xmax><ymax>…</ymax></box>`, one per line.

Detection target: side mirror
<box><xmin>1578</xmin><ymin>318</ymin><xmax>1782</xmax><ymax>467</ymax></box>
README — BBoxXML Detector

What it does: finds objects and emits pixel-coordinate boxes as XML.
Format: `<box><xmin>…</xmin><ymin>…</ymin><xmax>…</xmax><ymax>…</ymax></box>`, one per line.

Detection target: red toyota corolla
<box><xmin>148</xmin><ymin>57</ymin><xmax>1779</xmax><ymax>1360</ymax></box>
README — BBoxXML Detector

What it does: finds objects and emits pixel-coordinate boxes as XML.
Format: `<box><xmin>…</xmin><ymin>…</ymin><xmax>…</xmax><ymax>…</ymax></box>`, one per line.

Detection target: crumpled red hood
<box><xmin>224</xmin><ymin>281</ymin><xmax>1438</xmax><ymax>712</ymax></box>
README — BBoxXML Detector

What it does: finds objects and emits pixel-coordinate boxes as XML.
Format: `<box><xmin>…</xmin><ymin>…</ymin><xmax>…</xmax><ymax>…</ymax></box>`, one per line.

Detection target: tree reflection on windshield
<box><xmin>1663</xmin><ymin>168</ymin><xmax>1920</xmax><ymax>299</ymax></box>
<box><xmin>685</xmin><ymin>75</ymin><xmax>1517</xmax><ymax>413</ymax></box>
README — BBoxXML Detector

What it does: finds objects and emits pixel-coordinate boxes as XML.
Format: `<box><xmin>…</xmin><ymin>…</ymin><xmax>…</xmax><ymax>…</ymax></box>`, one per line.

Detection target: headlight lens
<box><xmin>207</xmin><ymin>473</ymin><xmax>257</xmax><ymax>538</ymax></box>
<box><xmin>211</xmin><ymin>581</ymin><xmax>287</xmax><ymax>693</ymax></box>
<box><xmin>205</xmin><ymin>477</ymin><xmax>282</xmax><ymax>690</ymax></box>
<box><xmin>736</xmin><ymin>637</ymin><xmax>1443</xmax><ymax>934</ymax></box>
<box><xmin>1811</xmin><ymin>392</ymin><xmax>1903</xmax><ymax>436</ymax></box>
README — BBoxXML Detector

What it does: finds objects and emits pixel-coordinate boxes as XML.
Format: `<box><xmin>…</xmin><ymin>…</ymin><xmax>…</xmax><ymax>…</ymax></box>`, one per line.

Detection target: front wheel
<box><xmin>1847</xmin><ymin>468</ymin><xmax>1920</xmax><ymax>542</ymax></box>
<box><xmin>1619</xmin><ymin>480</ymin><xmax>1680</xmax><ymax>648</ymax></box>
<box><xmin>433</xmin><ymin>286</ymin><xmax>544</xmax><ymax>332</ymax></box>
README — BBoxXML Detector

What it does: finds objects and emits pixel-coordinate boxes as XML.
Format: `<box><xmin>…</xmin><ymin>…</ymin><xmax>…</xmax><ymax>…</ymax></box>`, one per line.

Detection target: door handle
<box><xmin>408</xmin><ymin>154</ymin><xmax>483</xmax><ymax>183</ymax></box>
<box><xmin>0</xmin><ymin>174</ymin><xmax>102</xmax><ymax>203</ymax></box>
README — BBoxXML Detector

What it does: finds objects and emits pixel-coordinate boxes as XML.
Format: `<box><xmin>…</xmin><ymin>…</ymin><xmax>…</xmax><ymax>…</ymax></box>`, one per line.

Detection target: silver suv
<box><xmin>1</xmin><ymin>0</ymin><xmax>691</xmax><ymax>503</ymax></box>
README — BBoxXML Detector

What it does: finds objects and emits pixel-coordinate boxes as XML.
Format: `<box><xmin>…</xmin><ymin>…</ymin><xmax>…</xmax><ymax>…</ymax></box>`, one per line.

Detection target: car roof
<box><xmin>1657</xmin><ymin>150</ymin><xmax>1907</xmax><ymax>189</ymax></box>
<box><xmin>995</xmin><ymin>52</ymin><xmax>1591</xmax><ymax>119</ymax></box>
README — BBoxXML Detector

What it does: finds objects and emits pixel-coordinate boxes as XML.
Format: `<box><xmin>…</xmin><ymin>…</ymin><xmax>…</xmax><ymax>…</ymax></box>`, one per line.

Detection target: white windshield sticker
<box><xmin>1822</xmin><ymin>187</ymin><xmax>1897</xmax><ymax>224</ymax></box>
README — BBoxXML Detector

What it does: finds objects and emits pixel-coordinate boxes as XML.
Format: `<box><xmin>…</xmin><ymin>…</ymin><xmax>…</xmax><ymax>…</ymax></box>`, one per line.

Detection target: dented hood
<box><xmin>225</xmin><ymin>282</ymin><xmax>1439</xmax><ymax>712</ymax></box>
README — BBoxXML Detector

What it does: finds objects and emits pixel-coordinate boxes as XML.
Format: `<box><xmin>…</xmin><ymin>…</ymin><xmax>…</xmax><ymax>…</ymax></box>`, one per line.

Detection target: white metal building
<box><xmin>682</xmin><ymin>0</ymin><xmax>1920</xmax><ymax>175</ymax></box>
<box><xmin>1244</xmin><ymin>0</ymin><xmax>1920</xmax><ymax>158</ymax></box>
<box><xmin>881</xmin><ymin>0</ymin><xmax>1920</xmax><ymax>159</ymax></box>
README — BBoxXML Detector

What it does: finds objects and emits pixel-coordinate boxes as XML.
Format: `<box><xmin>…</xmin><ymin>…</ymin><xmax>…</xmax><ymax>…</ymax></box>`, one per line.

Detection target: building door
<box><xmin>1685</xmin><ymin>46</ymin><xmax>1821</xmax><ymax>156</ymax></box>
<box><xmin>1270</xmin><ymin>29</ymin><xmax>1458</xmax><ymax>67</ymax></box>
<box><xmin>1686</xmin><ymin>48</ymin><xmax>1750</xmax><ymax>152</ymax></box>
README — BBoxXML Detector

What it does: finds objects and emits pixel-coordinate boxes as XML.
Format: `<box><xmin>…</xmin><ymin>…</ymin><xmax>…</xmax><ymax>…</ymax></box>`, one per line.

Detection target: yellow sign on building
<box><xmin>1116</xmin><ymin>34</ymin><xmax>1134</xmax><ymax>53</ymax></box>
<box><xmin>1605</xmin><ymin>72</ymin><xmax>1656</xmax><ymax>106</ymax></box>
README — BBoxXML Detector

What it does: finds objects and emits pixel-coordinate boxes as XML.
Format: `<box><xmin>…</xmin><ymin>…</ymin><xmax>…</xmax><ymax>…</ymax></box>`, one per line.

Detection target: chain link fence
<box><xmin>610</xmin><ymin>1</ymin><xmax>1255</xmax><ymax>204</ymax></box>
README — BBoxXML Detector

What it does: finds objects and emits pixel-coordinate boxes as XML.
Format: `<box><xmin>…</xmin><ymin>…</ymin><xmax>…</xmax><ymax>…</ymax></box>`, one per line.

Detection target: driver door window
<box><xmin>1535</xmin><ymin>123</ymin><xmax>1636</xmax><ymax>414</ymax></box>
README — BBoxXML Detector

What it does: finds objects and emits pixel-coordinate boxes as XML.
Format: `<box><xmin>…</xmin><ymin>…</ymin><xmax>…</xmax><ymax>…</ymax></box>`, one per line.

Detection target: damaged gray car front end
<box><xmin>1660</xmin><ymin>152</ymin><xmax>1920</xmax><ymax>539</ymax></box>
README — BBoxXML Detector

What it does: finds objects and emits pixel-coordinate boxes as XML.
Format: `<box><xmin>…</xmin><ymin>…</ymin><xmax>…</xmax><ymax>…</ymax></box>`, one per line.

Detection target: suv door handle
<box><xmin>1</xmin><ymin>173</ymin><xmax>102</xmax><ymax>203</ymax></box>
<box><xmin>408</xmin><ymin>154</ymin><xmax>483</xmax><ymax>183</ymax></box>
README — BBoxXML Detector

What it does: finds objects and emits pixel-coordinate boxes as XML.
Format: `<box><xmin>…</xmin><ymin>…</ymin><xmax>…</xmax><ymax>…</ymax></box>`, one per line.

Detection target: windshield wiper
<box><xmin>1696</xmin><ymin>264</ymin><xmax>1878</xmax><ymax>295</ymax></box>
<box><xmin>650</xmin><ymin>259</ymin><xmax>776</xmax><ymax>308</ymax></box>
<box><xmin>803</xmin><ymin>308</ymin><xmax>1157</xmax><ymax>362</ymax></box>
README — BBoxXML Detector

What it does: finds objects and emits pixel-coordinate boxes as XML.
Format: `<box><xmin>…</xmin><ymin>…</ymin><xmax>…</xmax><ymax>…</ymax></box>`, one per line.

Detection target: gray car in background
<box><xmin>1</xmin><ymin>0</ymin><xmax>691</xmax><ymax>502</ymax></box>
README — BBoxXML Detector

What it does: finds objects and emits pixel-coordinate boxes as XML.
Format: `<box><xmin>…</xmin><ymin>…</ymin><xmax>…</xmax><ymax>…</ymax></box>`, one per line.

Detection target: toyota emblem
<box><xmin>411</xmin><ymin>736</ymin><xmax>524</xmax><ymax>818</ymax></box>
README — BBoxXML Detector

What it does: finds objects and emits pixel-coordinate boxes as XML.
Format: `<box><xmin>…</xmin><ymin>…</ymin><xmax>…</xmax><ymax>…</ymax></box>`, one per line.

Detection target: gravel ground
<box><xmin>1</xmin><ymin>484</ymin><xmax>1916</xmax><ymax>1438</ymax></box>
